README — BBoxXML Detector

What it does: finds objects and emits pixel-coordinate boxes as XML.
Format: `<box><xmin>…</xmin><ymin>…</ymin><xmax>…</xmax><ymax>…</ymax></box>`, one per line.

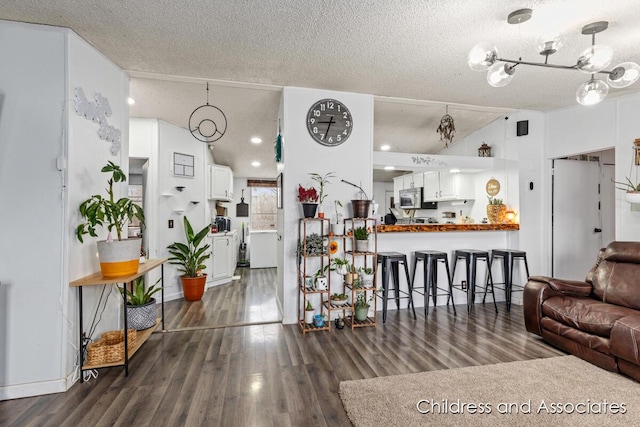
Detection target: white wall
<box><xmin>546</xmin><ymin>93</ymin><xmax>640</xmax><ymax>242</ymax></box>
<box><xmin>280</xmin><ymin>87</ymin><xmax>374</xmax><ymax>324</ymax></box>
<box><xmin>0</xmin><ymin>21</ymin><xmax>67</xmax><ymax>399</ymax></box>
<box><xmin>130</xmin><ymin>119</ymin><xmax>208</xmax><ymax>301</ymax></box>
<box><xmin>440</xmin><ymin>111</ymin><xmax>547</xmax><ymax>276</ymax></box>
<box><xmin>66</xmin><ymin>30</ymin><xmax>131</xmax><ymax>386</ymax></box>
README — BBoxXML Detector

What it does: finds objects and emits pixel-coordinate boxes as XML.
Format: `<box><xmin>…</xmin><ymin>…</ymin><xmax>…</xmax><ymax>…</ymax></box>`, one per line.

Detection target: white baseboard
<box><xmin>0</xmin><ymin>379</ymin><xmax>66</xmax><ymax>401</ymax></box>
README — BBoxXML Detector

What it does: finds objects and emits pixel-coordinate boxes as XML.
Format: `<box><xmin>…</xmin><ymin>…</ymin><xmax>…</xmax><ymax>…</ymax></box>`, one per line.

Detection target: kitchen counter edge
<box><xmin>377</xmin><ymin>223</ymin><xmax>520</xmax><ymax>233</ymax></box>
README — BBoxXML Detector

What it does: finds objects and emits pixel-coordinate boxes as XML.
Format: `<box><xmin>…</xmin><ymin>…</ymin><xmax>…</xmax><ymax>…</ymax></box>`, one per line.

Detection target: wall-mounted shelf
<box><xmin>191</xmin><ymin>201</ymin><xmax>200</xmax><ymax>205</ymax></box>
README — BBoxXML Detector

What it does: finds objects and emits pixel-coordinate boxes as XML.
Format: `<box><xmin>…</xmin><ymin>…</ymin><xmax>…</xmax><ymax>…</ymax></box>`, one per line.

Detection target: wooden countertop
<box><xmin>69</xmin><ymin>258</ymin><xmax>168</xmax><ymax>287</ymax></box>
<box><xmin>377</xmin><ymin>223</ymin><xmax>519</xmax><ymax>233</ymax></box>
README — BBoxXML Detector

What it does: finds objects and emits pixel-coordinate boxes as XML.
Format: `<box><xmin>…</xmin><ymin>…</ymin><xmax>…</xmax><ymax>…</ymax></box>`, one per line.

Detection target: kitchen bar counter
<box><xmin>377</xmin><ymin>223</ymin><xmax>519</xmax><ymax>233</ymax></box>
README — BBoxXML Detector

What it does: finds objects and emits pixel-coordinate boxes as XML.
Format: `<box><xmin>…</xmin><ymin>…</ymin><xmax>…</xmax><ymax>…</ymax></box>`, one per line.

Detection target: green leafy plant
<box><xmin>76</xmin><ymin>161</ymin><xmax>145</xmax><ymax>242</ymax></box>
<box><xmin>487</xmin><ymin>196</ymin><xmax>504</xmax><ymax>205</ymax></box>
<box><xmin>167</xmin><ymin>216</ymin><xmax>211</xmax><ymax>277</ymax></box>
<box><xmin>309</xmin><ymin>172</ymin><xmax>336</xmax><ymax>204</ymax></box>
<box><xmin>359</xmin><ymin>266</ymin><xmax>374</xmax><ymax>275</ymax></box>
<box><xmin>353</xmin><ymin>226</ymin><xmax>370</xmax><ymax>240</ymax></box>
<box><xmin>305</xmin><ymin>300</ymin><xmax>313</xmax><ymax>311</ymax></box>
<box><xmin>354</xmin><ymin>288</ymin><xmax>383</xmax><ymax>309</ymax></box>
<box><xmin>614</xmin><ymin>177</ymin><xmax>640</xmax><ymax>192</ymax></box>
<box><xmin>331</xmin><ymin>293</ymin><xmax>348</xmax><ymax>301</ymax></box>
<box><xmin>297</xmin><ymin>233</ymin><xmax>325</xmax><ymax>255</ymax></box>
<box><xmin>119</xmin><ymin>276</ymin><xmax>162</xmax><ymax>306</ymax></box>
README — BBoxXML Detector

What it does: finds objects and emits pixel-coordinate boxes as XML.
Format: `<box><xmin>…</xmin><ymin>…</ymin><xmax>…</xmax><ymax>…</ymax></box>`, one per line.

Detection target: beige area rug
<box><xmin>339</xmin><ymin>356</ymin><xmax>640</xmax><ymax>426</ymax></box>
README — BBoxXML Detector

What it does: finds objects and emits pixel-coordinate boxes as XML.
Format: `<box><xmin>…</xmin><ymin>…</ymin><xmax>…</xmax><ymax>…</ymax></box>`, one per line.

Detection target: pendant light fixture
<box><xmin>467</xmin><ymin>9</ymin><xmax>640</xmax><ymax>106</ymax></box>
<box><xmin>188</xmin><ymin>82</ymin><xmax>228</xmax><ymax>142</ymax></box>
<box><xmin>436</xmin><ymin>105</ymin><xmax>456</xmax><ymax>148</ymax></box>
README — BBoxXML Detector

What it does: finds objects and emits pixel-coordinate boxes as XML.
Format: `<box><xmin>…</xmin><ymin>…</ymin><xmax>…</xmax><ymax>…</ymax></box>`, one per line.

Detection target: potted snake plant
<box><xmin>119</xmin><ymin>276</ymin><xmax>162</xmax><ymax>330</ymax></box>
<box><xmin>167</xmin><ymin>216</ymin><xmax>211</xmax><ymax>301</ymax></box>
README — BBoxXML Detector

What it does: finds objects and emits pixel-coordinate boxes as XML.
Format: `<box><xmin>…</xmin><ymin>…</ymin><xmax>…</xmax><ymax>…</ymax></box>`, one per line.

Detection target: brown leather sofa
<box><xmin>524</xmin><ymin>241</ymin><xmax>640</xmax><ymax>381</ymax></box>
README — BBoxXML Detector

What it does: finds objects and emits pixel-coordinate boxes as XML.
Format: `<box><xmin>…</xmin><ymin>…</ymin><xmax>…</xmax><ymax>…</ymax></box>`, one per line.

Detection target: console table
<box><xmin>69</xmin><ymin>258</ymin><xmax>167</xmax><ymax>382</ymax></box>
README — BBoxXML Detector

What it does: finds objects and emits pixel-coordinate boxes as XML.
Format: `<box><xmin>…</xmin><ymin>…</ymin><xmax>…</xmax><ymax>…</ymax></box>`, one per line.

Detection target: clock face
<box><xmin>306</xmin><ymin>98</ymin><xmax>353</xmax><ymax>146</ymax></box>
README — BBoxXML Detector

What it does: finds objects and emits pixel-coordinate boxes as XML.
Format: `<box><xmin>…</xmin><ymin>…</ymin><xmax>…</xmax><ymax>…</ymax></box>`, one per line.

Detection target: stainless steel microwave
<box><xmin>399</xmin><ymin>188</ymin><xmax>423</xmax><ymax>209</ymax></box>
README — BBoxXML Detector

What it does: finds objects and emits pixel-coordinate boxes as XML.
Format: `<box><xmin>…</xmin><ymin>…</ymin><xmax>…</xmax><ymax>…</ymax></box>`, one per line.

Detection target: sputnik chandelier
<box><xmin>467</xmin><ymin>8</ymin><xmax>640</xmax><ymax>106</ymax></box>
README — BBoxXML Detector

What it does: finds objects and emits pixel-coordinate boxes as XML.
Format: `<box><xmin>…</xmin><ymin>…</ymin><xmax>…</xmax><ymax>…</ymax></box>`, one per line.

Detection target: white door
<box><xmin>552</xmin><ymin>159</ymin><xmax>601</xmax><ymax>279</ymax></box>
<box><xmin>601</xmin><ymin>164</ymin><xmax>616</xmax><ymax>247</ymax></box>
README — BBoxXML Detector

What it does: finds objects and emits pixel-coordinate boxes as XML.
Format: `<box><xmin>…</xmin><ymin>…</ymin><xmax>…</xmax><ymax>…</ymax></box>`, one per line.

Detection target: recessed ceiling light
<box><xmin>449</xmin><ymin>168</ymin><xmax>461</xmax><ymax>173</ymax></box>
<box><xmin>380</xmin><ymin>144</ymin><xmax>391</xmax><ymax>151</ymax></box>
<box><xmin>127</xmin><ymin>97</ymin><xmax>135</xmax><ymax>105</ymax></box>
<box><xmin>384</xmin><ymin>166</ymin><xmax>395</xmax><ymax>170</ymax></box>
<box><xmin>251</xmin><ymin>161</ymin><xmax>261</xmax><ymax>167</ymax></box>
<box><xmin>251</xmin><ymin>137</ymin><xmax>262</xmax><ymax>144</ymax></box>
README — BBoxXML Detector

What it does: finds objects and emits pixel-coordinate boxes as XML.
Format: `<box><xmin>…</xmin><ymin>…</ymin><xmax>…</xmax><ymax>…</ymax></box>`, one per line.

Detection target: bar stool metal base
<box><xmin>377</xmin><ymin>252</ymin><xmax>417</xmax><ymax>323</ymax></box>
<box><xmin>451</xmin><ymin>249</ymin><xmax>497</xmax><ymax>314</ymax></box>
<box><xmin>411</xmin><ymin>250</ymin><xmax>457</xmax><ymax>317</ymax></box>
<box><xmin>483</xmin><ymin>249</ymin><xmax>530</xmax><ymax>312</ymax></box>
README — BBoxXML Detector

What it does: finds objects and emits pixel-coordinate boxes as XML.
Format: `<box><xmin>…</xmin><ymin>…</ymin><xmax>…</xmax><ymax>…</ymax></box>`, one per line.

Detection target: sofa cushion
<box><xmin>610</xmin><ymin>315</ymin><xmax>640</xmax><ymax>365</ymax></box>
<box><xmin>540</xmin><ymin>317</ymin><xmax>612</xmax><ymax>356</ymax></box>
<box><xmin>591</xmin><ymin>242</ymin><xmax>640</xmax><ymax>310</ymax></box>
<box><xmin>542</xmin><ymin>295</ymin><xmax>639</xmax><ymax>338</ymax></box>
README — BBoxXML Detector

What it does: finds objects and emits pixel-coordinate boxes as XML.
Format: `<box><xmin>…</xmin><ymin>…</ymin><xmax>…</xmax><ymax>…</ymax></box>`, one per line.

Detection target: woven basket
<box><xmin>87</xmin><ymin>329</ymin><xmax>137</xmax><ymax>366</ymax></box>
<box><xmin>486</xmin><ymin>204</ymin><xmax>506</xmax><ymax>224</ymax></box>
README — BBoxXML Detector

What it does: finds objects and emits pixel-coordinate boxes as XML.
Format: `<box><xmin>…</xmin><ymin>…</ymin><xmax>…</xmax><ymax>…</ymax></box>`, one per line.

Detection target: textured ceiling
<box><xmin>2</xmin><ymin>0</ymin><xmax>640</xmax><ymax>179</ymax></box>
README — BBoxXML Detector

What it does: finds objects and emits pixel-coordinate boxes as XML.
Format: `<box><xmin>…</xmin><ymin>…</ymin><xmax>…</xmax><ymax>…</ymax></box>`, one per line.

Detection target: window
<box><xmin>250</xmin><ymin>186</ymin><xmax>277</xmax><ymax>231</ymax></box>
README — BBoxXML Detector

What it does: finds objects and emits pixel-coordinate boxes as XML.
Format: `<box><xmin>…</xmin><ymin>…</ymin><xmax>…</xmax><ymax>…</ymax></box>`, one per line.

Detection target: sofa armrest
<box><xmin>529</xmin><ymin>276</ymin><xmax>592</xmax><ymax>297</ymax></box>
<box><xmin>523</xmin><ymin>279</ymin><xmax>554</xmax><ymax>336</ymax></box>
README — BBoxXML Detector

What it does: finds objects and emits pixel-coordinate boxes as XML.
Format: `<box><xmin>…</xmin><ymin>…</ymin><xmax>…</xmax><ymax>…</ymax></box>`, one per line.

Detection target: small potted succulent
<box><xmin>353</xmin><ymin>226</ymin><xmax>370</xmax><ymax>252</ymax></box>
<box><xmin>359</xmin><ymin>266</ymin><xmax>375</xmax><ymax>287</ymax></box>
<box><xmin>304</xmin><ymin>300</ymin><xmax>315</xmax><ymax>324</ymax></box>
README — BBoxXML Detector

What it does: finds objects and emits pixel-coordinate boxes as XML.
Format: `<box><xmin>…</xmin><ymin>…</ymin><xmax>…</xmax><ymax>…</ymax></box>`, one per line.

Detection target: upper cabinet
<box><xmin>423</xmin><ymin>172</ymin><xmax>475</xmax><ymax>202</ymax></box>
<box><xmin>402</xmin><ymin>172</ymin><xmax>424</xmax><ymax>189</ymax></box>
<box><xmin>208</xmin><ymin>164</ymin><xmax>234</xmax><ymax>201</ymax></box>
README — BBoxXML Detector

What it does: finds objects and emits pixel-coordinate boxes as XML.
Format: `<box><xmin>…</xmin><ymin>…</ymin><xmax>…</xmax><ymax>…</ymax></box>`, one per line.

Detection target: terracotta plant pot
<box><xmin>486</xmin><ymin>204</ymin><xmax>506</xmax><ymax>224</ymax></box>
<box><xmin>181</xmin><ymin>275</ymin><xmax>207</xmax><ymax>301</ymax></box>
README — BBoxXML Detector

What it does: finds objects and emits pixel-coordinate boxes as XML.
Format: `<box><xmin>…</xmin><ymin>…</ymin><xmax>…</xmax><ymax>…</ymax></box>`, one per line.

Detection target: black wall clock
<box><xmin>306</xmin><ymin>98</ymin><xmax>353</xmax><ymax>146</ymax></box>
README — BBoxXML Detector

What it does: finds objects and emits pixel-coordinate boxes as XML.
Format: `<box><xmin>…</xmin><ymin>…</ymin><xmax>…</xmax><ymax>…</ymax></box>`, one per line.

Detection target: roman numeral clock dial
<box><xmin>306</xmin><ymin>99</ymin><xmax>353</xmax><ymax>146</ymax></box>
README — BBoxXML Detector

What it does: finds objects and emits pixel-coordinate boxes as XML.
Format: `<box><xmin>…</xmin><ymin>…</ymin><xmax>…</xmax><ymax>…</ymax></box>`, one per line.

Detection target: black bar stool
<box><xmin>484</xmin><ymin>249</ymin><xmax>530</xmax><ymax>312</ymax></box>
<box><xmin>451</xmin><ymin>249</ymin><xmax>497</xmax><ymax>314</ymax></box>
<box><xmin>377</xmin><ymin>252</ymin><xmax>417</xmax><ymax>323</ymax></box>
<box><xmin>411</xmin><ymin>250</ymin><xmax>456</xmax><ymax>317</ymax></box>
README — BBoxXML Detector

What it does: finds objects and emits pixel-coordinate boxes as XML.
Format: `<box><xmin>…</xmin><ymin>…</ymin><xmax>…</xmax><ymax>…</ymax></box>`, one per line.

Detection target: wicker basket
<box><xmin>486</xmin><ymin>204</ymin><xmax>506</xmax><ymax>224</ymax></box>
<box><xmin>87</xmin><ymin>329</ymin><xmax>137</xmax><ymax>366</ymax></box>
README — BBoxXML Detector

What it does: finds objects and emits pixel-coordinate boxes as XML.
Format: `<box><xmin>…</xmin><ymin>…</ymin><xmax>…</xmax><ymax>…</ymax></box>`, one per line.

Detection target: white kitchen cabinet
<box><xmin>208</xmin><ymin>231</ymin><xmax>237</xmax><ymax>285</ymax></box>
<box><xmin>208</xmin><ymin>164</ymin><xmax>234</xmax><ymax>201</ymax></box>
<box><xmin>423</xmin><ymin>172</ymin><xmax>475</xmax><ymax>201</ymax></box>
<box><xmin>402</xmin><ymin>172</ymin><xmax>423</xmax><ymax>189</ymax></box>
<box><xmin>392</xmin><ymin>176</ymin><xmax>403</xmax><ymax>208</ymax></box>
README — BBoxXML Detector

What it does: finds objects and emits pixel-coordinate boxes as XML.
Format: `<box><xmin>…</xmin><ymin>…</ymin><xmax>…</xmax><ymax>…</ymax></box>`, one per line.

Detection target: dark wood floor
<box><xmin>164</xmin><ymin>267</ymin><xmax>281</xmax><ymax>330</ymax></box>
<box><xmin>0</xmin><ymin>268</ymin><xmax>564</xmax><ymax>426</ymax></box>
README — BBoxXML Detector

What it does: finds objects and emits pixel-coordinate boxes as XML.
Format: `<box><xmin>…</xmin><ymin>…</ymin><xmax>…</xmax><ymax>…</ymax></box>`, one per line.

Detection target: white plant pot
<box><xmin>331</xmin><ymin>223</ymin><xmax>345</xmax><ymax>236</ymax></box>
<box><xmin>336</xmin><ymin>265</ymin><xmax>349</xmax><ymax>275</ymax></box>
<box><xmin>96</xmin><ymin>238</ymin><xmax>141</xmax><ymax>278</ymax></box>
<box><xmin>315</xmin><ymin>276</ymin><xmax>328</xmax><ymax>291</ymax></box>
<box><xmin>305</xmin><ymin>310</ymin><xmax>315</xmax><ymax>324</ymax></box>
<box><xmin>355</xmin><ymin>239</ymin><xmax>369</xmax><ymax>253</ymax></box>
<box><xmin>360</xmin><ymin>273</ymin><xmax>375</xmax><ymax>288</ymax></box>
<box><xmin>625</xmin><ymin>191</ymin><xmax>640</xmax><ymax>204</ymax></box>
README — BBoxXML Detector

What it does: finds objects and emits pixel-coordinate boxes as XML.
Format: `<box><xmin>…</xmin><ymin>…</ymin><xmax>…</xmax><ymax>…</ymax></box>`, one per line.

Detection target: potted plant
<box><xmin>309</xmin><ymin>171</ymin><xmax>335</xmax><ymax>219</ymax></box>
<box><xmin>344</xmin><ymin>264</ymin><xmax>358</xmax><ymax>285</ymax></box>
<box><xmin>298</xmin><ymin>184</ymin><xmax>319</xmax><ymax>218</ymax></box>
<box><xmin>331</xmin><ymin>257</ymin><xmax>350</xmax><ymax>276</ymax></box>
<box><xmin>76</xmin><ymin>161</ymin><xmax>145</xmax><ymax>278</ymax></box>
<box><xmin>341</xmin><ymin>179</ymin><xmax>372</xmax><ymax>218</ymax></box>
<box><xmin>486</xmin><ymin>196</ymin><xmax>506</xmax><ymax>224</ymax></box>
<box><xmin>353</xmin><ymin>291</ymin><xmax>374</xmax><ymax>322</ymax></box>
<box><xmin>330</xmin><ymin>292</ymin><xmax>349</xmax><ymax>306</ymax></box>
<box><xmin>313</xmin><ymin>268</ymin><xmax>328</xmax><ymax>291</ymax></box>
<box><xmin>119</xmin><ymin>276</ymin><xmax>162</xmax><ymax>330</ymax></box>
<box><xmin>353</xmin><ymin>226</ymin><xmax>370</xmax><ymax>252</ymax></box>
<box><xmin>304</xmin><ymin>300</ymin><xmax>315</xmax><ymax>324</ymax></box>
<box><xmin>167</xmin><ymin>216</ymin><xmax>211</xmax><ymax>302</ymax></box>
<box><xmin>614</xmin><ymin>177</ymin><xmax>640</xmax><ymax>204</ymax></box>
<box><xmin>359</xmin><ymin>266</ymin><xmax>375</xmax><ymax>287</ymax></box>
<box><xmin>331</xmin><ymin>200</ymin><xmax>345</xmax><ymax>235</ymax></box>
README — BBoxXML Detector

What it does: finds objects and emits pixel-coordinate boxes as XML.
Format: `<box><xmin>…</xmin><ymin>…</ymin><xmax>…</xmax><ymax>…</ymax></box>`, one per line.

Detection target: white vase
<box><xmin>355</xmin><ymin>239</ymin><xmax>369</xmax><ymax>253</ymax></box>
<box><xmin>360</xmin><ymin>273</ymin><xmax>375</xmax><ymax>288</ymax></box>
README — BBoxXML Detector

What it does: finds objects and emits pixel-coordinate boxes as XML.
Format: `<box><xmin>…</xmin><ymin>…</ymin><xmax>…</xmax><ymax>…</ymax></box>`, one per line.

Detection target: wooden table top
<box><xmin>69</xmin><ymin>258</ymin><xmax>168</xmax><ymax>287</ymax></box>
<box><xmin>376</xmin><ymin>223</ymin><xmax>520</xmax><ymax>233</ymax></box>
